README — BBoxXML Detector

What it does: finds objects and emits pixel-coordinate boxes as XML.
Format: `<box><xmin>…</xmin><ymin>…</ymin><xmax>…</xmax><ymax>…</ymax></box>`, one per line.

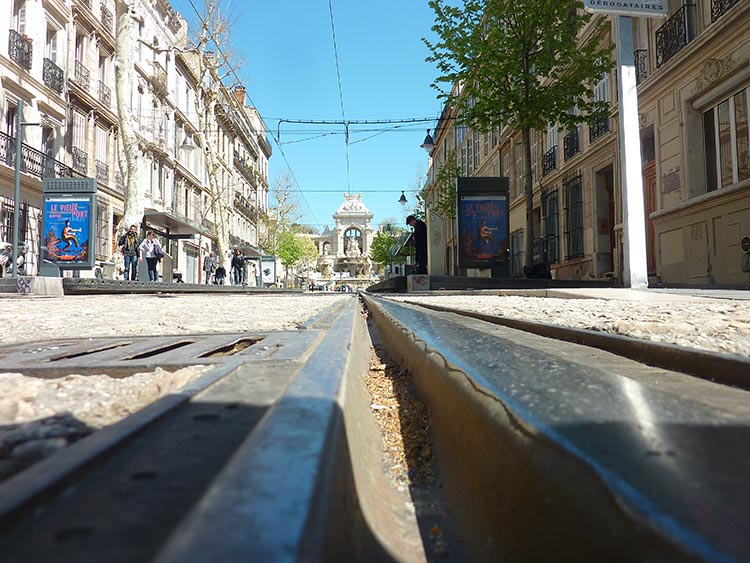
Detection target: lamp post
<box><xmin>420</xmin><ymin>129</ymin><xmax>435</xmax><ymax>154</ymax></box>
<box><xmin>11</xmin><ymin>100</ymin><xmax>40</xmax><ymax>278</ymax></box>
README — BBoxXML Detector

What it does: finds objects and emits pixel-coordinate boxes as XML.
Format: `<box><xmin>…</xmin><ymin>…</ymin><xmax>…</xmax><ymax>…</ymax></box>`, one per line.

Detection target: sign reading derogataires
<box><xmin>584</xmin><ymin>0</ymin><xmax>667</xmax><ymax>17</ymax></box>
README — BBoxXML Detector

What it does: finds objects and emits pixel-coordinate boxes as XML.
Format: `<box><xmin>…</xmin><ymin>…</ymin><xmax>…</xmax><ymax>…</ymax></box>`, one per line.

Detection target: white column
<box><xmin>615</xmin><ymin>16</ymin><xmax>649</xmax><ymax>288</ymax></box>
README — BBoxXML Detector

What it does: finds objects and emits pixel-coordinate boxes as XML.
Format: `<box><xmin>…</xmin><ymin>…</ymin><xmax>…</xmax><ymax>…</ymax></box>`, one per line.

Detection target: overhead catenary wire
<box><xmin>328</xmin><ymin>0</ymin><xmax>351</xmax><ymax>194</ymax></box>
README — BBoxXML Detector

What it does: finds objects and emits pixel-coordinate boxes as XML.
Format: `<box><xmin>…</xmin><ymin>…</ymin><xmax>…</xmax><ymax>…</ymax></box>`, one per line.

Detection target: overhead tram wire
<box><xmin>328</xmin><ymin>0</ymin><xmax>352</xmax><ymax>195</ymax></box>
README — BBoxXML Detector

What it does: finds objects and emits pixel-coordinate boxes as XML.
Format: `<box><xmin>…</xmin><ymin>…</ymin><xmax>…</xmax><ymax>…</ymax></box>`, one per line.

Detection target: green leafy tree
<box><xmin>425</xmin><ymin>0</ymin><xmax>613</xmax><ymax>271</ymax></box>
<box><xmin>277</xmin><ymin>231</ymin><xmax>316</xmax><ymax>286</ymax></box>
<box><xmin>370</xmin><ymin>230</ymin><xmax>401</xmax><ymax>266</ymax></box>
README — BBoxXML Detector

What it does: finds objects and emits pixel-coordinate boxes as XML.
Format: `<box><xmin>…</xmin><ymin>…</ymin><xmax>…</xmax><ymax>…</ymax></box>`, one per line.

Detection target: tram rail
<box><xmin>0</xmin><ymin>292</ymin><xmax>748</xmax><ymax>561</ymax></box>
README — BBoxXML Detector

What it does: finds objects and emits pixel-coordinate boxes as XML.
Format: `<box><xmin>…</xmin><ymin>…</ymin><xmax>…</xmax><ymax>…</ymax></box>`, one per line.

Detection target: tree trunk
<box><xmin>115</xmin><ymin>0</ymin><xmax>145</xmax><ymax>235</ymax></box>
<box><xmin>522</xmin><ymin>125</ymin><xmax>535</xmax><ymax>272</ymax></box>
<box><xmin>200</xmin><ymin>103</ymin><xmax>230</xmax><ymax>266</ymax></box>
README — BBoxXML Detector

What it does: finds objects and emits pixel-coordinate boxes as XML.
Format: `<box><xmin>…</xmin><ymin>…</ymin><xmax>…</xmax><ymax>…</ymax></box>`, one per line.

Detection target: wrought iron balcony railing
<box><xmin>589</xmin><ymin>115</ymin><xmax>609</xmax><ymax>143</ymax></box>
<box><xmin>712</xmin><ymin>0</ymin><xmax>740</xmax><ymax>21</ymax></box>
<box><xmin>77</xmin><ymin>0</ymin><xmax>92</xmax><ymax>9</ymax></box>
<box><xmin>635</xmin><ymin>49</ymin><xmax>649</xmax><ymax>85</ymax></box>
<box><xmin>43</xmin><ymin>58</ymin><xmax>65</xmax><ymax>93</ymax></box>
<box><xmin>656</xmin><ymin>4</ymin><xmax>694</xmax><ymax>68</ymax></box>
<box><xmin>98</xmin><ymin>80</ymin><xmax>111</xmax><ymax>108</ymax></box>
<box><xmin>74</xmin><ymin>60</ymin><xmax>91</xmax><ymax>91</ymax></box>
<box><xmin>0</xmin><ymin>131</ymin><xmax>76</xmax><ymax>180</ymax></box>
<box><xmin>563</xmin><ymin>129</ymin><xmax>580</xmax><ymax>161</ymax></box>
<box><xmin>72</xmin><ymin>146</ymin><xmax>88</xmax><ymax>174</ymax></box>
<box><xmin>95</xmin><ymin>159</ymin><xmax>109</xmax><ymax>185</ymax></box>
<box><xmin>100</xmin><ymin>2</ymin><xmax>114</xmax><ymax>32</ymax></box>
<box><xmin>233</xmin><ymin>154</ymin><xmax>258</xmax><ymax>187</ymax></box>
<box><xmin>8</xmin><ymin>30</ymin><xmax>32</xmax><ymax>71</ymax></box>
<box><xmin>542</xmin><ymin>146</ymin><xmax>557</xmax><ymax>176</ymax></box>
<box><xmin>115</xmin><ymin>171</ymin><xmax>124</xmax><ymax>194</ymax></box>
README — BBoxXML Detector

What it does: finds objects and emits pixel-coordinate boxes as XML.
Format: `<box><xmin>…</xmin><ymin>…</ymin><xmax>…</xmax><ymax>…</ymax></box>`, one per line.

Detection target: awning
<box><xmin>234</xmin><ymin>245</ymin><xmax>263</xmax><ymax>257</ymax></box>
<box><xmin>143</xmin><ymin>210</ymin><xmax>208</xmax><ymax>237</ymax></box>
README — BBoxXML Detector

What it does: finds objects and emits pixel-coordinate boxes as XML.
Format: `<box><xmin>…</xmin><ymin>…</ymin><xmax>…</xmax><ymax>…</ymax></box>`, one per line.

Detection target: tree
<box><xmin>183</xmin><ymin>0</ymin><xmax>245</xmax><ymax>267</ymax></box>
<box><xmin>277</xmin><ymin>231</ymin><xmax>316</xmax><ymax>287</ymax></box>
<box><xmin>370</xmin><ymin>230</ymin><xmax>400</xmax><ymax>266</ymax></box>
<box><xmin>114</xmin><ymin>0</ymin><xmax>146</xmax><ymax>235</ymax></box>
<box><xmin>425</xmin><ymin>0</ymin><xmax>613</xmax><ymax>271</ymax></box>
<box><xmin>259</xmin><ymin>172</ymin><xmax>302</xmax><ymax>255</ymax></box>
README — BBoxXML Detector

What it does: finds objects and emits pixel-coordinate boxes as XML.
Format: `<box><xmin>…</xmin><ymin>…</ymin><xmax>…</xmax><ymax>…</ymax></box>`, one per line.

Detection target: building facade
<box><xmin>423</xmin><ymin>1</ymin><xmax>749</xmax><ymax>287</ymax></box>
<box><xmin>0</xmin><ymin>0</ymin><xmax>270</xmax><ymax>282</ymax></box>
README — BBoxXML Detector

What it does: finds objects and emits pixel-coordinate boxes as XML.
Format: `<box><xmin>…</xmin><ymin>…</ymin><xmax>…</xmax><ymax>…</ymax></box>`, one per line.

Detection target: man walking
<box><xmin>118</xmin><ymin>225</ymin><xmax>141</xmax><ymax>281</ymax></box>
<box><xmin>231</xmin><ymin>250</ymin><xmax>245</xmax><ymax>285</ymax></box>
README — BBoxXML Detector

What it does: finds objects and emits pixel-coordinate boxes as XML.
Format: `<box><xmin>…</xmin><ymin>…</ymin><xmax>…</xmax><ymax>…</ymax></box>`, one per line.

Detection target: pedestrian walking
<box><xmin>231</xmin><ymin>250</ymin><xmax>245</xmax><ymax>285</ymax></box>
<box><xmin>138</xmin><ymin>231</ymin><xmax>163</xmax><ymax>282</ymax></box>
<box><xmin>203</xmin><ymin>252</ymin><xmax>215</xmax><ymax>284</ymax></box>
<box><xmin>247</xmin><ymin>261</ymin><xmax>257</xmax><ymax>287</ymax></box>
<box><xmin>118</xmin><ymin>225</ymin><xmax>141</xmax><ymax>281</ymax></box>
<box><xmin>406</xmin><ymin>215</ymin><xmax>428</xmax><ymax>274</ymax></box>
<box><xmin>214</xmin><ymin>263</ymin><xmax>226</xmax><ymax>285</ymax></box>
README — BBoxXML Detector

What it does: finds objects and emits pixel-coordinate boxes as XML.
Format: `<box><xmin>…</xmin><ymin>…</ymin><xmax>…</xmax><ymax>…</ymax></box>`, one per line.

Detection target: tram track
<box><xmin>0</xmin><ymin>293</ymin><xmax>748</xmax><ymax>562</ymax></box>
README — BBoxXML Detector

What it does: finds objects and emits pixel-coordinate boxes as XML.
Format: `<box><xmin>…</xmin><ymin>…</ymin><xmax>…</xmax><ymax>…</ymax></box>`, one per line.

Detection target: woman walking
<box><xmin>138</xmin><ymin>231</ymin><xmax>163</xmax><ymax>282</ymax></box>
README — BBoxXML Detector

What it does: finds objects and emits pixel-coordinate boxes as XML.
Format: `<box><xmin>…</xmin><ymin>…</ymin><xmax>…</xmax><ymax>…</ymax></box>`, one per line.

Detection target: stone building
<box><xmin>311</xmin><ymin>193</ymin><xmax>375</xmax><ymax>283</ymax></box>
<box><xmin>423</xmin><ymin>2</ymin><xmax>749</xmax><ymax>287</ymax></box>
<box><xmin>0</xmin><ymin>0</ymin><xmax>270</xmax><ymax>283</ymax></box>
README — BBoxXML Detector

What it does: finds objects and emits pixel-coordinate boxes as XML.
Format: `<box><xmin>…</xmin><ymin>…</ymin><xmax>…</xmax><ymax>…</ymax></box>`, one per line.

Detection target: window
<box><xmin>72</xmin><ymin>111</ymin><xmax>86</xmax><ymax>149</ymax></box>
<box><xmin>12</xmin><ymin>0</ymin><xmax>27</xmax><ymax>34</ymax></box>
<box><xmin>704</xmin><ymin>88</ymin><xmax>749</xmax><ymax>191</ymax></box>
<box><xmin>564</xmin><ymin>175</ymin><xmax>584</xmax><ymax>258</ymax></box>
<box><xmin>542</xmin><ymin>189</ymin><xmax>560</xmax><ymax>263</ymax></box>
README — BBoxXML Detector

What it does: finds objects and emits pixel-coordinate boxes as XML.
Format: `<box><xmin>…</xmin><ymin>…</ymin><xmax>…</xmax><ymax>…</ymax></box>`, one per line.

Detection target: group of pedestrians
<box><xmin>202</xmin><ymin>249</ymin><xmax>256</xmax><ymax>286</ymax></box>
<box><xmin>117</xmin><ymin>225</ymin><xmax>164</xmax><ymax>282</ymax></box>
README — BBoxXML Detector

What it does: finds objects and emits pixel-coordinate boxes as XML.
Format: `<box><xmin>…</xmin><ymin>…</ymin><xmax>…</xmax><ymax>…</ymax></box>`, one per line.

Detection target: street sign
<box><xmin>584</xmin><ymin>0</ymin><xmax>667</xmax><ymax>17</ymax></box>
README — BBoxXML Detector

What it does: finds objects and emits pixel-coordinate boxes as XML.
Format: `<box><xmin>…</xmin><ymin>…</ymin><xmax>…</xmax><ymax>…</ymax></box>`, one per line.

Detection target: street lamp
<box><xmin>11</xmin><ymin>100</ymin><xmax>40</xmax><ymax>278</ymax></box>
<box><xmin>398</xmin><ymin>191</ymin><xmax>407</xmax><ymax>206</ymax></box>
<box><xmin>420</xmin><ymin>129</ymin><xmax>435</xmax><ymax>154</ymax></box>
<box><xmin>180</xmin><ymin>133</ymin><xmax>198</xmax><ymax>152</ymax></box>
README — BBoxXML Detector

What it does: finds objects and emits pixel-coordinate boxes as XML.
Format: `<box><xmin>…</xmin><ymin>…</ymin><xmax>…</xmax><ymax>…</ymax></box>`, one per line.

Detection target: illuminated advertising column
<box><xmin>41</xmin><ymin>178</ymin><xmax>97</xmax><ymax>275</ymax></box>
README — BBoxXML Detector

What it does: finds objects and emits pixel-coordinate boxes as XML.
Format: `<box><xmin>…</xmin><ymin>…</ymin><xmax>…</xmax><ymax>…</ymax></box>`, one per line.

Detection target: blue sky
<box><xmin>170</xmin><ymin>0</ymin><xmax>443</xmax><ymax>232</ymax></box>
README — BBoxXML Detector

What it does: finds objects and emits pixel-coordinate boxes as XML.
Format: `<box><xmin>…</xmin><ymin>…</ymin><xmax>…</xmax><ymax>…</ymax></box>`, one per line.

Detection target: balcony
<box><xmin>563</xmin><ymin>129</ymin><xmax>580</xmax><ymax>160</ymax></box>
<box><xmin>234</xmin><ymin>154</ymin><xmax>258</xmax><ymax>187</ymax></box>
<box><xmin>95</xmin><ymin>159</ymin><xmax>109</xmax><ymax>185</ymax></box>
<box><xmin>72</xmin><ymin>146</ymin><xmax>88</xmax><ymax>174</ymax></box>
<box><xmin>77</xmin><ymin>0</ymin><xmax>92</xmax><ymax>8</ymax></box>
<box><xmin>8</xmin><ymin>30</ymin><xmax>32</xmax><ymax>71</ymax></box>
<box><xmin>0</xmin><ymin>131</ymin><xmax>76</xmax><ymax>180</ymax></box>
<box><xmin>43</xmin><ymin>58</ymin><xmax>65</xmax><ymax>93</ymax></box>
<box><xmin>74</xmin><ymin>60</ymin><xmax>91</xmax><ymax>91</ymax></box>
<box><xmin>542</xmin><ymin>146</ymin><xmax>557</xmax><ymax>176</ymax></box>
<box><xmin>98</xmin><ymin>80</ymin><xmax>111</xmax><ymax>108</ymax></box>
<box><xmin>234</xmin><ymin>190</ymin><xmax>259</xmax><ymax>221</ymax></box>
<box><xmin>635</xmin><ymin>49</ymin><xmax>648</xmax><ymax>85</ymax></box>
<box><xmin>656</xmin><ymin>4</ymin><xmax>693</xmax><ymax>68</ymax></box>
<box><xmin>115</xmin><ymin>171</ymin><xmax>124</xmax><ymax>194</ymax></box>
<box><xmin>589</xmin><ymin>115</ymin><xmax>609</xmax><ymax>143</ymax></box>
<box><xmin>100</xmin><ymin>2</ymin><xmax>114</xmax><ymax>33</ymax></box>
<box><xmin>712</xmin><ymin>0</ymin><xmax>740</xmax><ymax>21</ymax></box>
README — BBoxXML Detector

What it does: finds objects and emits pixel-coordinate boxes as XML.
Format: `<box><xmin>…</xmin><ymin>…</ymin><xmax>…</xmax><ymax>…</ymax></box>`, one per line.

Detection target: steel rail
<box><xmin>376</xmin><ymin>294</ymin><xmax>750</xmax><ymax>390</ymax></box>
<box><xmin>0</xmin><ymin>297</ymin><xmax>427</xmax><ymax>563</ymax></box>
<box><xmin>361</xmin><ymin>293</ymin><xmax>750</xmax><ymax>562</ymax></box>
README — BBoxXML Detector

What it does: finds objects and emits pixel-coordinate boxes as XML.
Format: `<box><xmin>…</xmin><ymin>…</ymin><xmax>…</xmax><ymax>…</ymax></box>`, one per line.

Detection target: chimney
<box><xmin>234</xmin><ymin>85</ymin><xmax>246</xmax><ymax>106</ymax></box>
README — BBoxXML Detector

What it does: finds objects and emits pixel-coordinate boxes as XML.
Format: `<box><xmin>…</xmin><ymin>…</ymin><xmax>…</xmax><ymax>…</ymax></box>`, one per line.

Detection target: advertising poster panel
<box><xmin>457</xmin><ymin>177</ymin><xmax>510</xmax><ymax>275</ymax></box>
<box><xmin>261</xmin><ymin>256</ymin><xmax>276</xmax><ymax>286</ymax></box>
<box><xmin>42</xmin><ymin>195</ymin><xmax>94</xmax><ymax>268</ymax></box>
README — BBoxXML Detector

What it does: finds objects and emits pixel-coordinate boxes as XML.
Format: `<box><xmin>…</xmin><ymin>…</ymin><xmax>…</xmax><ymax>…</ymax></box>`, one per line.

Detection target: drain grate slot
<box><xmin>49</xmin><ymin>342</ymin><xmax>132</xmax><ymax>362</ymax></box>
<box><xmin>198</xmin><ymin>338</ymin><xmax>261</xmax><ymax>358</ymax></box>
<box><xmin>126</xmin><ymin>341</ymin><xmax>195</xmax><ymax>360</ymax></box>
